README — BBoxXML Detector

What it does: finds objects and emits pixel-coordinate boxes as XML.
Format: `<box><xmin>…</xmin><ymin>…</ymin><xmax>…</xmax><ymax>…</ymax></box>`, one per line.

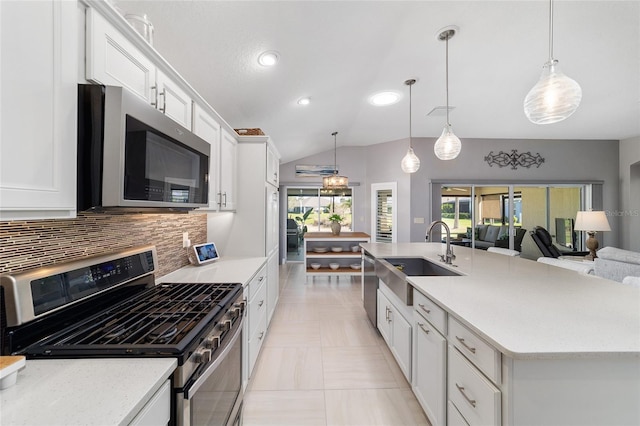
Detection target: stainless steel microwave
<box><xmin>77</xmin><ymin>84</ymin><xmax>210</xmax><ymax>212</ymax></box>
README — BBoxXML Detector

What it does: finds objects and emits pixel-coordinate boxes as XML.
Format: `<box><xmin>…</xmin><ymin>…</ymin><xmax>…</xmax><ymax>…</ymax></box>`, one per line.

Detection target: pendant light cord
<box><xmin>445</xmin><ymin>35</ymin><xmax>450</xmax><ymax>127</ymax></box>
<box><xmin>332</xmin><ymin>131</ymin><xmax>338</xmax><ymax>175</ymax></box>
<box><xmin>548</xmin><ymin>0</ymin><xmax>554</xmax><ymax>61</ymax></box>
<box><xmin>409</xmin><ymin>83</ymin><xmax>412</xmax><ymax>148</ymax></box>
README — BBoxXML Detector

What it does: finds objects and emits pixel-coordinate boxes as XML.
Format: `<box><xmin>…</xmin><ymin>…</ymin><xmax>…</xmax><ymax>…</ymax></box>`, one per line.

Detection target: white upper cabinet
<box><xmin>219</xmin><ymin>129</ymin><xmax>238</xmax><ymax>211</ymax></box>
<box><xmin>86</xmin><ymin>8</ymin><xmax>192</xmax><ymax>130</ymax></box>
<box><xmin>266</xmin><ymin>144</ymin><xmax>279</xmax><ymax>187</ymax></box>
<box><xmin>0</xmin><ymin>0</ymin><xmax>78</xmax><ymax>220</ymax></box>
<box><xmin>85</xmin><ymin>8</ymin><xmax>155</xmax><ymax>104</ymax></box>
<box><xmin>193</xmin><ymin>104</ymin><xmax>221</xmax><ymax>210</ymax></box>
<box><xmin>155</xmin><ymin>70</ymin><xmax>193</xmax><ymax>130</ymax></box>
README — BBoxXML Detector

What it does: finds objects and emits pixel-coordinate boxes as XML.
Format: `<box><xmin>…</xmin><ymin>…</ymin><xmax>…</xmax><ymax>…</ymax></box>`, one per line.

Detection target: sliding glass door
<box><xmin>285</xmin><ymin>187</ymin><xmax>353</xmax><ymax>261</ymax></box>
<box><xmin>435</xmin><ymin>182</ymin><xmax>590</xmax><ymax>259</ymax></box>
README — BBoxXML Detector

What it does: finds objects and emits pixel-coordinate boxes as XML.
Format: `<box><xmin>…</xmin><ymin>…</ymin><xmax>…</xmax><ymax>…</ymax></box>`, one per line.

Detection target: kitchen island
<box><xmin>361</xmin><ymin>242</ymin><xmax>640</xmax><ymax>426</ymax></box>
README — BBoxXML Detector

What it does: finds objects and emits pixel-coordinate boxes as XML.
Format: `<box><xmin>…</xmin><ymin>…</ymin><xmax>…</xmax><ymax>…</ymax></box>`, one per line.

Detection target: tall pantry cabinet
<box><xmin>223</xmin><ymin>134</ymin><xmax>280</xmax><ymax>322</ymax></box>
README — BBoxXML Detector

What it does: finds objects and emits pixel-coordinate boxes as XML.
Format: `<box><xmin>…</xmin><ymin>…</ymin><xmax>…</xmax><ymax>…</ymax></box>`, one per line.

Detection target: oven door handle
<box><xmin>184</xmin><ymin>319</ymin><xmax>244</xmax><ymax>400</ymax></box>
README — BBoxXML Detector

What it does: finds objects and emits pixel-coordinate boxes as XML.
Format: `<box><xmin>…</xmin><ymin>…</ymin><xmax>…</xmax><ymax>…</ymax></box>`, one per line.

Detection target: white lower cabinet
<box><xmin>266</xmin><ymin>251</ymin><xmax>279</xmax><ymax>323</ymax></box>
<box><xmin>376</xmin><ymin>286</ymin><xmax>411</xmax><ymax>381</ymax></box>
<box><xmin>412</xmin><ymin>313</ymin><xmax>446</xmax><ymax>426</ymax></box>
<box><xmin>448</xmin><ymin>346</ymin><xmax>501</xmax><ymax>426</ymax></box>
<box><xmin>411</xmin><ymin>289</ymin><xmax>501</xmax><ymax>426</ymax></box>
<box><xmin>447</xmin><ymin>401</ymin><xmax>470</xmax><ymax>426</ymax></box>
<box><xmin>245</xmin><ymin>264</ymin><xmax>268</xmax><ymax>380</ymax></box>
<box><xmin>129</xmin><ymin>380</ymin><xmax>171</xmax><ymax>426</ymax></box>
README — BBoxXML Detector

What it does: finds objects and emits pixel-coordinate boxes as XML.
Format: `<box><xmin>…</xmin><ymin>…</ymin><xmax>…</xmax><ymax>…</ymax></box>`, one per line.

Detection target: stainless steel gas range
<box><xmin>0</xmin><ymin>246</ymin><xmax>245</xmax><ymax>426</ymax></box>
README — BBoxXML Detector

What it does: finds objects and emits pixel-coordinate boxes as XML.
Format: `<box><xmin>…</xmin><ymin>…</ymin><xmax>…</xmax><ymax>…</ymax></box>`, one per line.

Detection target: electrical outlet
<box><xmin>182</xmin><ymin>232</ymin><xmax>189</xmax><ymax>248</ymax></box>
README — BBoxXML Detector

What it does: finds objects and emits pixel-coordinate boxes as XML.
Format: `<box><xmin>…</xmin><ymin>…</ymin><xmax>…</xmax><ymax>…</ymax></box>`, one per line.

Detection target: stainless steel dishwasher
<box><xmin>362</xmin><ymin>251</ymin><xmax>378</xmax><ymax>328</ymax></box>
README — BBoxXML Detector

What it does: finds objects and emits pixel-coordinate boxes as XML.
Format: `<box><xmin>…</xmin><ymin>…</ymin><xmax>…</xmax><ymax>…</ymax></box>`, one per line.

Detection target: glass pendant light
<box><xmin>524</xmin><ymin>0</ymin><xmax>582</xmax><ymax>124</ymax></box>
<box><xmin>434</xmin><ymin>27</ymin><xmax>461</xmax><ymax>161</ymax></box>
<box><xmin>401</xmin><ymin>79</ymin><xmax>420</xmax><ymax>173</ymax></box>
<box><xmin>322</xmin><ymin>132</ymin><xmax>348</xmax><ymax>190</ymax></box>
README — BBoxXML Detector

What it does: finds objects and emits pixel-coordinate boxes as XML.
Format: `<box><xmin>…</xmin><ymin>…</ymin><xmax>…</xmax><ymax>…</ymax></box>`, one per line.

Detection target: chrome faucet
<box><xmin>427</xmin><ymin>220</ymin><xmax>456</xmax><ymax>265</ymax></box>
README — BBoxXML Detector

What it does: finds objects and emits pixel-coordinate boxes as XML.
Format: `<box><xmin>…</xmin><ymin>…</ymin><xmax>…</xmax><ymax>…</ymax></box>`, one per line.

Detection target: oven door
<box><xmin>177</xmin><ymin>319</ymin><xmax>243</xmax><ymax>426</ymax></box>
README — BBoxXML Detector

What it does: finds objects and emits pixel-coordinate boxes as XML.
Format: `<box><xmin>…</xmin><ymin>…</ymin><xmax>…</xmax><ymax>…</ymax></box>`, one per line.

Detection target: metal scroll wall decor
<box><xmin>484</xmin><ymin>150</ymin><xmax>545</xmax><ymax>170</ymax></box>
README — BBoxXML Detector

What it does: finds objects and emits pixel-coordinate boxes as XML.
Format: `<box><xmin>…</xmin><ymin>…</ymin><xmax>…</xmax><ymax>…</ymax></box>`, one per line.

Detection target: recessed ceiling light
<box><xmin>297</xmin><ymin>97</ymin><xmax>311</xmax><ymax>106</ymax></box>
<box><xmin>369</xmin><ymin>91</ymin><xmax>401</xmax><ymax>106</ymax></box>
<box><xmin>258</xmin><ymin>51</ymin><xmax>279</xmax><ymax>67</ymax></box>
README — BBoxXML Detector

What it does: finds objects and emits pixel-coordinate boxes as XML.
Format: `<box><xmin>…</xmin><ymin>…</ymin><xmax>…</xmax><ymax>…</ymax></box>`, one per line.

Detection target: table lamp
<box><xmin>575</xmin><ymin>211</ymin><xmax>611</xmax><ymax>260</ymax></box>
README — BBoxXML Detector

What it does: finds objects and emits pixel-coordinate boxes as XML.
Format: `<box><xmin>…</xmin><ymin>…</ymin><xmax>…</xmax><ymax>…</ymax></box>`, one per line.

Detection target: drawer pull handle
<box><xmin>456</xmin><ymin>336</ymin><xmax>477</xmax><ymax>354</ymax></box>
<box><xmin>258</xmin><ymin>331</ymin><xmax>265</xmax><ymax>340</ymax></box>
<box><xmin>418</xmin><ymin>322</ymin><xmax>430</xmax><ymax>334</ymax></box>
<box><xmin>258</xmin><ymin>276</ymin><xmax>265</xmax><ymax>282</ymax></box>
<box><xmin>418</xmin><ymin>303</ymin><xmax>431</xmax><ymax>314</ymax></box>
<box><xmin>258</xmin><ymin>300</ymin><xmax>264</xmax><ymax>307</ymax></box>
<box><xmin>456</xmin><ymin>383</ymin><xmax>477</xmax><ymax>408</ymax></box>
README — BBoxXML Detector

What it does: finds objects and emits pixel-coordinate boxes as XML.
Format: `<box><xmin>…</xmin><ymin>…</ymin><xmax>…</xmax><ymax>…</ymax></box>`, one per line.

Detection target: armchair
<box><xmin>530</xmin><ymin>226</ymin><xmax>589</xmax><ymax>258</ymax></box>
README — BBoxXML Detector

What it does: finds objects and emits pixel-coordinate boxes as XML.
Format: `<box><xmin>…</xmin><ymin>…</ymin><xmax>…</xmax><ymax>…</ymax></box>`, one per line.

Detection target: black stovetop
<box><xmin>5</xmin><ymin>282</ymin><xmax>241</xmax><ymax>359</ymax></box>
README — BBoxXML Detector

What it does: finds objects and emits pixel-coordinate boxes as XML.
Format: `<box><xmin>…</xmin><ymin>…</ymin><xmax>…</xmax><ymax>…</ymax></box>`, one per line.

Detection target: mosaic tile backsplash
<box><xmin>0</xmin><ymin>212</ymin><xmax>207</xmax><ymax>278</ymax></box>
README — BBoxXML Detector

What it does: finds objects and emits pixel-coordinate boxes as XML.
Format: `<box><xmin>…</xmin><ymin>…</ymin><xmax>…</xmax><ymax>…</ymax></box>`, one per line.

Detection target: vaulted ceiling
<box><xmin>115</xmin><ymin>1</ymin><xmax>640</xmax><ymax>163</ymax></box>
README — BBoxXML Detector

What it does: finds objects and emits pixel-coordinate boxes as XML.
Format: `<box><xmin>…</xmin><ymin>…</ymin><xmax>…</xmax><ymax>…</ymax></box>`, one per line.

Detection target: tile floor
<box><xmin>243</xmin><ymin>263</ymin><xmax>430</xmax><ymax>426</ymax></box>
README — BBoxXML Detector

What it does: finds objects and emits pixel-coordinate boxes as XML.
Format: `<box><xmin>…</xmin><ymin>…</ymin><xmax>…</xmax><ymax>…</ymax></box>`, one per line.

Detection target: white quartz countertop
<box><xmin>361</xmin><ymin>243</ymin><xmax>640</xmax><ymax>359</ymax></box>
<box><xmin>157</xmin><ymin>256</ymin><xmax>267</xmax><ymax>286</ymax></box>
<box><xmin>0</xmin><ymin>358</ymin><xmax>176</xmax><ymax>425</ymax></box>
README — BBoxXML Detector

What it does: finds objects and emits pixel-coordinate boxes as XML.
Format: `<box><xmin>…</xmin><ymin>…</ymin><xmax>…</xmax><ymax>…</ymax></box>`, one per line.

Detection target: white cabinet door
<box><xmin>156</xmin><ymin>70</ymin><xmax>193</xmax><ymax>130</ymax></box>
<box><xmin>0</xmin><ymin>0</ymin><xmax>77</xmax><ymax>220</ymax></box>
<box><xmin>193</xmin><ymin>104</ymin><xmax>220</xmax><ymax>211</ymax></box>
<box><xmin>266</xmin><ymin>144</ymin><xmax>279</xmax><ymax>187</ymax></box>
<box><xmin>391</xmin><ymin>306</ymin><xmax>412</xmax><ymax>380</ymax></box>
<box><xmin>266</xmin><ymin>251</ymin><xmax>279</xmax><ymax>324</ymax></box>
<box><xmin>265</xmin><ymin>185</ymin><xmax>279</xmax><ymax>254</ymax></box>
<box><xmin>377</xmin><ymin>289</ymin><xmax>392</xmax><ymax>345</ymax></box>
<box><xmin>85</xmin><ymin>8</ymin><xmax>155</xmax><ymax>103</ymax></box>
<box><xmin>129</xmin><ymin>380</ymin><xmax>171</xmax><ymax>426</ymax></box>
<box><xmin>413</xmin><ymin>317</ymin><xmax>447</xmax><ymax>426</ymax></box>
<box><xmin>219</xmin><ymin>129</ymin><xmax>237</xmax><ymax>211</ymax></box>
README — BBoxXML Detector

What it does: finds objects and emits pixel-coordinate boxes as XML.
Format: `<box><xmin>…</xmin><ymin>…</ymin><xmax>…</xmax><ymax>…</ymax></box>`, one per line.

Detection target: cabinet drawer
<box><xmin>449</xmin><ymin>316</ymin><xmax>501</xmax><ymax>383</ymax></box>
<box><xmin>414</xmin><ymin>290</ymin><xmax>446</xmax><ymax>334</ymax></box>
<box><xmin>248</xmin><ymin>266</ymin><xmax>267</xmax><ymax>300</ymax></box>
<box><xmin>248</xmin><ymin>314</ymin><xmax>267</xmax><ymax>376</ymax></box>
<box><xmin>447</xmin><ymin>400</ymin><xmax>470</xmax><ymax>426</ymax></box>
<box><xmin>448</xmin><ymin>346</ymin><xmax>501</xmax><ymax>426</ymax></box>
<box><xmin>248</xmin><ymin>281</ymin><xmax>267</xmax><ymax>337</ymax></box>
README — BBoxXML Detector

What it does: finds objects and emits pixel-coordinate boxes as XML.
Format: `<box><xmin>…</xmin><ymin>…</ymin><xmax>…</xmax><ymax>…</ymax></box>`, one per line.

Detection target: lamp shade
<box><xmin>434</xmin><ymin>124</ymin><xmax>461</xmax><ymax>160</ymax></box>
<box><xmin>401</xmin><ymin>147</ymin><xmax>420</xmax><ymax>173</ymax></box>
<box><xmin>322</xmin><ymin>174</ymin><xmax>348</xmax><ymax>189</ymax></box>
<box><xmin>575</xmin><ymin>211</ymin><xmax>611</xmax><ymax>232</ymax></box>
<box><xmin>524</xmin><ymin>60</ymin><xmax>582</xmax><ymax>124</ymax></box>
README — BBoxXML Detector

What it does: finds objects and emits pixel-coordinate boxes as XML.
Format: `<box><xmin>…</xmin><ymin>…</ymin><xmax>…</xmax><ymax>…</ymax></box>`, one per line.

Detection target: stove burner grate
<box><xmin>24</xmin><ymin>282</ymin><xmax>240</xmax><ymax>351</ymax></box>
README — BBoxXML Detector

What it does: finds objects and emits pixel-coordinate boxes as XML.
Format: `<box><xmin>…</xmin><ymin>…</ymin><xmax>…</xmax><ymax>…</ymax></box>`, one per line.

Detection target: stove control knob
<box><xmin>194</xmin><ymin>348</ymin><xmax>211</xmax><ymax>364</ymax></box>
<box><xmin>230</xmin><ymin>307</ymin><xmax>242</xmax><ymax>318</ymax></box>
<box><xmin>204</xmin><ymin>335</ymin><xmax>220</xmax><ymax>350</ymax></box>
<box><xmin>219</xmin><ymin>319</ymin><xmax>232</xmax><ymax>331</ymax></box>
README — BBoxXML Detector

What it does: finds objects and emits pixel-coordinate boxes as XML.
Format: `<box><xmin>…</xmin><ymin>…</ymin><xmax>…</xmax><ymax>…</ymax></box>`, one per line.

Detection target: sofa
<box><xmin>593</xmin><ymin>247</ymin><xmax>640</xmax><ymax>282</ymax></box>
<box><xmin>467</xmin><ymin>225</ymin><xmax>526</xmax><ymax>252</ymax></box>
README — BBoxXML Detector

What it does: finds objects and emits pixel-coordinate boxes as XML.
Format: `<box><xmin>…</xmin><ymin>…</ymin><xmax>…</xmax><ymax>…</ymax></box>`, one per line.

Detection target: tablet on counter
<box><xmin>192</xmin><ymin>242</ymin><xmax>219</xmax><ymax>265</ymax></box>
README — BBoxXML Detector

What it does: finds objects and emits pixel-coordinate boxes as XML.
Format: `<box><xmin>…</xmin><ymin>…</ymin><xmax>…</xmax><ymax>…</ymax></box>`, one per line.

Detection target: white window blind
<box><xmin>376</xmin><ymin>190</ymin><xmax>393</xmax><ymax>243</ymax></box>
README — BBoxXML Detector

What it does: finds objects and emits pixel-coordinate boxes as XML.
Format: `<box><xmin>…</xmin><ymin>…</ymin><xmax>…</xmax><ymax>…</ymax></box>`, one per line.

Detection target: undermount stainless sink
<box><xmin>375</xmin><ymin>257</ymin><xmax>461</xmax><ymax>305</ymax></box>
<box><xmin>383</xmin><ymin>257</ymin><xmax>461</xmax><ymax>277</ymax></box>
